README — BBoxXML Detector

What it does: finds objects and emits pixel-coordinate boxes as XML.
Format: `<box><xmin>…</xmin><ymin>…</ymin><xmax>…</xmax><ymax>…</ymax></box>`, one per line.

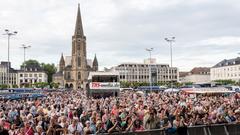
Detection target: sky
<box><xmin>0</xmin><ymin>0</ymin><xmax>240</xmax><ymax>71</ymax></box>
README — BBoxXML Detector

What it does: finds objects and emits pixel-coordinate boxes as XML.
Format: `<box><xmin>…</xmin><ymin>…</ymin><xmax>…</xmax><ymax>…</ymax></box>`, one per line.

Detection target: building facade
<box><xmin>17</xmin><ymin>64</ymin><xmax>48</xmax><ymax>87</ymax></box>
<box><xmin>111</xmin><ymin>61</ymin><xmax>179</xmax><ymax>83</ymax></box>
<box><xmin>180</xmin><ymin>67</ymin><xmax>210</xmax><ymax>84</ymax></box>
<box><xmin>211</xmin><ymin>57</ymin><xmax>240</xmax><ymax>82</ymax></box>
<box><xmin>53</xmin><ymin>4</ymin><xmax>98</xmax><ymax>90</ymax></box>
<box><xmin>0</xmin><ymin>62</ymin><xmax>18</xmax><ymax>87</ymax></box>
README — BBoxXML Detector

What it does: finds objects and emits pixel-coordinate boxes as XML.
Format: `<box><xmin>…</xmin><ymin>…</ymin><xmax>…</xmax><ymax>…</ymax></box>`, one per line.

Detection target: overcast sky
<box><xmin>0</xmin><ymin>0</ymin><xmax>240</xmax><ymax>71</ymax></box>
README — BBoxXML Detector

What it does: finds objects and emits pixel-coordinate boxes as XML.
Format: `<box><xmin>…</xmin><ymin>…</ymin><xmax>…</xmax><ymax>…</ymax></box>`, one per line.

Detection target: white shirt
<box><xmin>68</xmin><ymin>123</ymin><xmax>83</xmax><ymax>135</ymax></box>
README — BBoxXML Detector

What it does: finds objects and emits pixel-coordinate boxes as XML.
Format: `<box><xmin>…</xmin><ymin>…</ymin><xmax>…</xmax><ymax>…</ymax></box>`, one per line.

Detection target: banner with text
<box><xmin>90</xmin><ymin>82</ymin><xmax>120</xmax><ymax>90</ymax></box>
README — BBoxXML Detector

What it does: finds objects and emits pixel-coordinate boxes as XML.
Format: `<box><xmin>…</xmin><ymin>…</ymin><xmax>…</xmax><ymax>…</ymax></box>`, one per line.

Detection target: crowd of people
<box><xmin>0</xmin><ymin>90</ymin><xmax>240</xmax><ymax>135</ymax></box>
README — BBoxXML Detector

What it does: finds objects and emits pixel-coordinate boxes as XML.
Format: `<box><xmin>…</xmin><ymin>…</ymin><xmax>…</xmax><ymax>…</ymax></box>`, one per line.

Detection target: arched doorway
<box><xmin>69</xmin><ymin>83</ymin><xmax>73</xmax><ymax>89</ymax></box>
<box><xmin>65</xmin><ymin>84</ymin><xmax>69</xmax><ymax>88</ymax></box>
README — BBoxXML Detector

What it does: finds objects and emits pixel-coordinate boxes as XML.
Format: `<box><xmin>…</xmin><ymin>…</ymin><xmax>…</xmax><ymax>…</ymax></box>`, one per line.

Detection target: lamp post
<box><xmin>3</xmin><ymin>29</ymin><xmax>17</xmax><ymax>88</ymax></box>
<box><xmin>20</xmin><ymin>44</ymin><xmax>31</xmax><ymax>88</ymax></box>
<box><xmin>146</xmin><ymin>48</ymin><xmax>154</xmax><ymax>94</ymax></box>
<box><xmin>165</xmin><ymin>37</ymin><xmax>175</xmax><ymax>91</ymax></box>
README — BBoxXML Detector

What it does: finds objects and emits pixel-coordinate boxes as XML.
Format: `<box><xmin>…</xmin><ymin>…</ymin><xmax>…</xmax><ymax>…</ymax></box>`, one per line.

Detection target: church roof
<box><xmin>213</xmin><ymin>57</ymin><xmax>240</xmax><ymax>68</ymax></box>
<box><xmin>93</xmin><ymin>54</ymin><xmax>98</xmax><ymax>67</ymax></box>
<box><xmin>53</xmin><ymin>71</ymin><xmax>63</xmax><ymax>77</ymax></box>
<box><xmin>60</xmin><ymin>53</ymin><xmax>65</xmax><ymax>65</ymax></box>
<box><xmin>74</xmin><ymin>3</ymin><xmax>84</xmax><ymax>37</ymax></box>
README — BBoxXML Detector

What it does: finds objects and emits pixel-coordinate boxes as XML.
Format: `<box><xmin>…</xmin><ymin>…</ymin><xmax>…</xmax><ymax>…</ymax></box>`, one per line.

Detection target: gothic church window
<box><xmin>78</xmin><ymin>72</ymin><xmax>81</xmax><ymax>80</ymax></box>
<box><xmin>67</xmin><ymin>72</ymin><xmax>71</xmax><ymax>79</ymax></box>
<box><xmin>78</xmin><ymin>56</ymin><xmax>81</xmax><ymax>67</ymax></box>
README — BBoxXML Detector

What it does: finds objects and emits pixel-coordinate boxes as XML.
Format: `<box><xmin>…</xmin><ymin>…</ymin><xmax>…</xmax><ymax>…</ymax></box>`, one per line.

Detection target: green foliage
<box><xmin>50</xmin><ymin>82</ymin><xmax>60</xmax><ymax>89</ymax></box>
<box><xmin>12</xmin><ymin>84</ymin><xmax>18</xmax><ymax>88</ymax></box>
<box><xmin>33</xmin><ymin>82</ymin><xmax>49</xmax><ymax>88</ymax></box>
<box><xmin>157</xmin><ymin>81</ymin><xmax>169</xmax><ymax>86</ymax></box>
<box><xmin>235</xmin><ymin>80</ymin><xmax>240</xmax><ymax>86</ymax></box>
<box><xmin>41</xmin><ymin>63</ymin><xmax>57</xmax><ymax>83</ymax></box>
<box><xmin>214</xmin><ymin>79</ymin><xmax>236</xmax><ymax>85</ymax></box>
<box><xmin>184</xmin><ymin>82</ymin><xmax>193</xmax><ymax>85</ymax></box>
<box><xmin>174</xmin><ymin>82</ymin><xmax>184</xmax><ymax>88</ymax></box>
<box><xmin>120</xmin><ymin>81</ymin><xmax>131</xmax><ymax>88</ymax></box>
<box><xmin>0</xmin><ymin>84</ymin><xmax>9</xmax><ymax>89</ymax></box>
<box><xmin>21</xmin><ymin>59</ymin><xmax>40</xmax><ymax>68</ymax></box>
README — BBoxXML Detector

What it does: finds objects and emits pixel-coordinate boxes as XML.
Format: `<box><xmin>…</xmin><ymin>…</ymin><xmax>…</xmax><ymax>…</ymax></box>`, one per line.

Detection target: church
<box><xmin>53</xmin><ymin>4</ymin><xmax>98</xmax><ymax>90</ymax></box>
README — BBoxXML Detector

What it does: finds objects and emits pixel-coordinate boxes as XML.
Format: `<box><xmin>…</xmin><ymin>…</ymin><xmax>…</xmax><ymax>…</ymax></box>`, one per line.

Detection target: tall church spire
<box><xmin>74</xmin><ymin>3</ymin><xmax>84</xmax><ymax>37</ymax></box>
<box><xmin>93</xmin><ymin>54</ymin><xmax>98</xmax><ymax>71</ymax></box>
<box><xmin>59</xmin><ymin>53</ymin><xmax>65</xmax><ymax>72</ymax></box>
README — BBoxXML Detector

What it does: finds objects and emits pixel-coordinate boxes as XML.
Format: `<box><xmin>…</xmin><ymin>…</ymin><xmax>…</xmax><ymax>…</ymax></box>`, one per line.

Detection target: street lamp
<box><xmin>20</xmin><ymin>44</ymin><xmax>31</xmax><ymax>88</ymax></box>
<box><xmin>3</xmin><ymin>29</ymin><xmax>17</xmax><ymax>88</ymax></box>
<box><xmin>165</xmin><ymin>37</ymin><xmax>175</xmax><ymax>91</ymax></box>
<box><xmin>146</xmin><ymin>48</ymin><xmax>154</xmax><ymax>94</ymax></box>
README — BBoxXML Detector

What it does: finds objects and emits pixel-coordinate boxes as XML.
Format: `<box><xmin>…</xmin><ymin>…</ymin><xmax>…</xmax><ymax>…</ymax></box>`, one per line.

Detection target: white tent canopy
<box><xmin>164</xmin><ymin>88</ymin><xmax>180</xmax><ymax>92</ymax></box>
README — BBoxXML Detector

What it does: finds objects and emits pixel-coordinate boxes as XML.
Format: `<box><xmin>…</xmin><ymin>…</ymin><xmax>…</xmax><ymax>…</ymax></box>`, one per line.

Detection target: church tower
<box><xmin>71</xmin><ymin>3</ymin><xmax>88</xmax><ymax>90</ymax></box>
<box><xmin>92</xmin><ymin>54</ymin><xmax>98</xmax><ymax>71</ymax></box>
<box><xmin>59</xmin><ymin>53</ymin><xmax>65</xmax><ymax>72</ymax></box>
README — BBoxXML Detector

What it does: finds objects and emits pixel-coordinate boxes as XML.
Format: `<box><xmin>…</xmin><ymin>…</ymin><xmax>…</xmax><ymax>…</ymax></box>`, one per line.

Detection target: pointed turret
<box><xmin>74</xmin><ymin>3</ymin><xmax>84</xmax><ymax>37</ymax></box>
<box><xmin>92</xmin><ymin>54</ymin><xmax>98</xmax><ymax>71</ymax></box>
<box><xmin>59</xmin><ymin>53</ymin><xmax>65</xmax><ymax>72</ymax></box>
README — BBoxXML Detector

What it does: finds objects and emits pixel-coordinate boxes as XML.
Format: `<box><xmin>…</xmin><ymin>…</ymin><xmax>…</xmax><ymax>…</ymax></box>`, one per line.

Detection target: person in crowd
<box><xmin>83</xmin><ymin>121</ymin><xmax>92</xmax><ymax>135</ymax></box>
<box><xmin>68</xmin><ymin>118</ymin><xmax>83</xmax><ymax>135</ymax></box>
<box><xmin>143</xmin><ymin>107</ymin><xmax>159</xmax><ymax>130</ymax></box>
<box><xmin>95</xmin><ymin>120</ymin><xmax>106</xmax><ymax>134</ymax></box>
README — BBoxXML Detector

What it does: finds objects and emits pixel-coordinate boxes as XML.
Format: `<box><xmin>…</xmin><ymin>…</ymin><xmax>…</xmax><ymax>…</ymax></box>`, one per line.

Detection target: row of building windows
<box><xmin>212</xmin><ymin>66</ymin><xmax>240</xmax><ymax>72</ymax></box>
<box><xmin>19</xmin><ymin>73</ymin><xmax>43</xmax><ymax>78</ymax></box>
<box><xmin>119</xmin><ymin>75</ymin><xmax>178</xmax><ymax>80</ymax></box>
<box><xmin>213</xmin><ymin>73</ymin><xmax>240</xmax><ymax>78</ymax></box>
<box><xmin>0</xmin><ymin>81</ymin><xmax>17</xmax><ymax>84</ymax></box>
<box><xmin>118</xmin><ymin>64</ymin><xmax>170</xmax><ymax>68</ymax></box>
<box><xmin>19</xmin><ymin>79</ymin><xmax>42</xmax><ymax>83</ymax></box>
<box><xmin>117</xmin><ymin>68</ymin><xmax>177</xmax><ymax>71</ymax></box>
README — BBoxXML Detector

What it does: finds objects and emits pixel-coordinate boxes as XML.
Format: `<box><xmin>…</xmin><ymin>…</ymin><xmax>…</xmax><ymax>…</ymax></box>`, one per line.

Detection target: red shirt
<box><xmin>24</xmin><ymin>127</ymin><xmax>34</xmax><ymax>135</ymax></box>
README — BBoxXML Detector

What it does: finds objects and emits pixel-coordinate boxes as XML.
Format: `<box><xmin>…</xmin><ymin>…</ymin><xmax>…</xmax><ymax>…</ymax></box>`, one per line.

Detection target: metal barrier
<box><xmin>207</xmin><ymin>124</ymin><xmax>228</xmax><ymax>135</ymax></box>
<box><xmin>226</xmin><ymin>124</ymin><xmax>240</xmax><ymax>135</ymax></box>
<box><xmin>187</xmin><ymin>125</ymin><xmax>208</xmax><ymax>135</ymax></box>
<box><xmin>101</xmin><ymin>123</ymin><xmax>240</xmax><ymax>135</ymax></box>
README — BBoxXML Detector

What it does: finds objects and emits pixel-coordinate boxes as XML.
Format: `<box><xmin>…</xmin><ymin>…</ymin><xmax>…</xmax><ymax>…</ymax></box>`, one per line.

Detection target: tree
<box><xmin>21</xmin><ymin>59</ymin><xmax>40</xmax><ymax>68</ymax></box>
<box><xmin>41</xmin><ymin>63</ymin><xmax>57</xmax><ymax>83</ymax></box>
<box><xmin>50</xmin><ymin>82</ymin><xmax>60</xmax><ymax>89</ymax></box>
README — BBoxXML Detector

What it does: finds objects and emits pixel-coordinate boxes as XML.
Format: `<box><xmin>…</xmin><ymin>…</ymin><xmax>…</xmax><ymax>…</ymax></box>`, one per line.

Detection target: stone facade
<box><xmin>53</xmin><ymin>4</ymin><xmax>98</xmax><ymax>90</ymax></box>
